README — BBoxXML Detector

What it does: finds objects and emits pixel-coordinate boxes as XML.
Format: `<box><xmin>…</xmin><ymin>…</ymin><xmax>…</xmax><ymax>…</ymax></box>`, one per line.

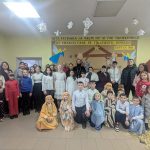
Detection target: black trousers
<box><xmin>115</xmin><ymin>111</ymin><xmax>128</xmax><ymax>129</ymax></box>
<box><xmin>21</xmin><ymin>92</ymin><xmax>30</xmax><ymax>114</ymax></box>
<box><xmin>74</xmin><ymin>105</ymin><xmax>88</xmax><ymax>124</ymax></box>
<box><xmin>112</xmin><ymin>82</ymin><xmax>119</xmax><ymax>96</ymax></box>
<box><xmin>0</xmin><ymin>102</ymin><xmax>4</xmax><ymax>118</ymax></box>
<box><xmin>124</xmin><ymin>84</ymin><xmax>135</xmax><ymax>97</ymax></box>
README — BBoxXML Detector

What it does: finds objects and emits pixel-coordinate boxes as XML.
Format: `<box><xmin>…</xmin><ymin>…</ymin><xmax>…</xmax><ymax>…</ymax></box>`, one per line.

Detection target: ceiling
<box><xmin>0</xmin><ymin>0</ymin><xmax>150</xmax><ymax>36</ymax></box>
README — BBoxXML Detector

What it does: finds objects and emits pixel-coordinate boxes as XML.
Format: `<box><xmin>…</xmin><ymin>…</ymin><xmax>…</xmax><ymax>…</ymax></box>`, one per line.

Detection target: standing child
<box><xmin>115</xmin><ymin>93</ymin><xmax>129</xmax><ymax>132</ymax></box>
<box><xmin>5</xmin><ymin>73</ymin><xmax>20</xmax><ymax>119</ymax></box>
<box><xmin>142</xmin><ymin>86</ymin><xmax>150</xmax><ymax>130</ymax></box>
<box><xmin>66</xmin><ymin>70</ymin><xmax>77</xmax><ymax>97</ymax></box>
<box><xmin>104</xmin><ymin>90</ymin><xmax>116</xmax><ymax>128</ymax></box>
<box><xmin>59</xmin><ymin>92</ymin><xmax>74</xmax><ymax>131</ymax></box>
<box><xmin>87</xmin><ymin>80</ymin><xmax>99</xmax><ymax>104</ymax></box>
<box><xmin>136</xmin><ymin>71</ymin><xmax>150</xmax><ymax>97</ymax></box>
<box><xmin>54</xmin><ymin>64</ymin><xmax>66</xmax><ymax>109</ymax></box>
<box><xmin>20</xmin><ymin>69</ymin><xmax>32</xmax><ymax>115</ymax></box>
<box><xmin>77</xmin><ymin>71</ymin><xmax>89</xmax><ymax>90</ymax></box>
<box><xmin>0</xmin><ymin>80</ymin><xmax>5</xmax><ymax>121</ymax></box>
<box><xmin>42</xmin><ymin>67</ymin><xmax>54</xmax><ymax>97</ymax></box>
<box><xmin>128</xmin><ymin>97</ymin><xmax>145</xmax><ymax>135</ymax></box>
<box><xmin>90</xmin><ymin>92</ymin><xmax>105</xmax><ymax>130</ymax></box>
<box><xmin>32</xmin><ymin>66</ymin><xmax>43</xmax><ymax>112</ymax></box>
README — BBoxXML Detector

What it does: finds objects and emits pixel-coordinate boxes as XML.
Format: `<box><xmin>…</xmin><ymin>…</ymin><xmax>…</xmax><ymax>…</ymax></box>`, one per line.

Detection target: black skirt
<box><xmin>32</xmin><ymin>83</ymin><xmax>44</xmax><ymax>112</ymax></box>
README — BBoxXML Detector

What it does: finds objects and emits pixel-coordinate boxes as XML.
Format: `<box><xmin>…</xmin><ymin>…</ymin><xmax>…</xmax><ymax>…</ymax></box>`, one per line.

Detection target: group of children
<box><xmin>0</xmin><ymin>61</ymin><xmax>150</xmax><ymax>137</ymax></box>
<box><xmin>35</xmin><ymin>79</ymin><xmax>149</xmax><ymax>136</ymax></box>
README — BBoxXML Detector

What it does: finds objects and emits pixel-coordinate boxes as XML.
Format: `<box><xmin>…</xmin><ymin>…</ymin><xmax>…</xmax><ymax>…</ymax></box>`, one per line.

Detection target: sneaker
<box><xmin>0</xmin><ymin>118</ymin><xmax>3</xmax><ymax>122</ymax></box>
<box><xmin>14</xmin><ymin>115</ymin><xmax>18</xmax><ymax>118</ymax></box>
<box><xmin>115</xmin><ymin>125</ymin><xmax>119</xmax><ymax>132</ymax></box>
<box><xmin>82</xmin><ymin>122</ymin><xmax>86</xmax><ymax>129</ymax></box>
<box><xmin>10</xmin><ymin>116</ymin><xmax>14</xmax><ymax>119</ymax></box>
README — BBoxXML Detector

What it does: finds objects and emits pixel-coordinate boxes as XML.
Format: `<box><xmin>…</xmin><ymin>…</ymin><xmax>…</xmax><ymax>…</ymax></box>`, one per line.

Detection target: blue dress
<box><xmin>129</xmin><ymin>104</ymin><xmax>145</xmax><ymax>135</ymax></box>
<box><xmin>91</xmin><ymin>100</ymin><xmax>105</xmax><ymax>130</ymax></box>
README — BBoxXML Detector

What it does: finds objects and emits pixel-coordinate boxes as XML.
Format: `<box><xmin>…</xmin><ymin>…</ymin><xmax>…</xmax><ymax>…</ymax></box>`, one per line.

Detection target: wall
<box><xmin>0</xmin><ymin>35</ymin><xmax>150</xmax><ymax>71</ymax></box>
<box><xmin>137</xmin><ymin>36</ymin><xmax>150</xmax><ymax>65</ymax></box>
<box><xmin>0</xmin><ymin>35</ymin><xmax>7</xmax><ymax>63</ymax></box>
<box><xmin>3</xmin><ymin>36</ymin><xmax>51</xmax><ymax>71</ymax></box>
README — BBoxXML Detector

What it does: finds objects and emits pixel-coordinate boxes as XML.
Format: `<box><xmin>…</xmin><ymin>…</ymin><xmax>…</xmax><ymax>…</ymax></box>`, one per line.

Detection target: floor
<box><xmin>0</xmin><ymin>111</ymin><xmax>146</xmax><ymax>150</ymax></box>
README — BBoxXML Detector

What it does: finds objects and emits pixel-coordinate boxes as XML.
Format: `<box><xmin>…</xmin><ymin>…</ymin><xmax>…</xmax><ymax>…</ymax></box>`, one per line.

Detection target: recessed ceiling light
<box><xmin>3</xmin><ymin>2</ymin><xmax>40</xmax><ymax>18</ymax></box>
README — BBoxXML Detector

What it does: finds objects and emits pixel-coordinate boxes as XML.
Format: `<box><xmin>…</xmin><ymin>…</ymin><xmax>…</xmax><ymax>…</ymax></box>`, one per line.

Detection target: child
<box><xmin>77</xmin><ymin>71</ymin><xmax>89</xmax><ymax>90</ymax></box>
<box><xmin>136</xmin><ymin>71</ymin><xmax>150</xmax><ymax>97</ymax></box>
<box><xmin>36</xmin><ymin>95</ymin><xmax>58</xmax><ymax>131</ymax></box>
<box><xmin>142</xmin><ymin>86</ymin><xmax>150</xmax><ymax>130</ymax></box>
<box><xmin>0</xmin><ymin>80</ymin><xmax>4</xmax><ymax>121</ymax></box>
<box><xmin>66</xmin><ymin>70</ymin><xmax>77</xmax><ymax>97</ymax></box>
<box><xmin>128</xmin><ymin>97</ymin><xmax>144</xmax><ymax>135</ymax></box>
<box><xmin>54</xmin><ymin>64</ymin><xmax>66</xmax><ymax>109</ymax></box>
<box><xmin>42</xmin><ymin>67</ymin><xmax>54</xmax><ymax>97</ymax></box>
<box><xmin>5</xmin><ymin>73</ymin><xmax>20</xmax><ymax>119</ymax></box>
<box><xmin>59</xmin><ymin>92</ymin><xmax>74</xmax><ymax>131</ymax></box>
<box><xmin>101</xmin><ymin>82</ymin><xmax>114</xmax><ymax>100</ymax></box>
<box><xmin>32</xmin><ymin>66</ymin><xmax>43</xmax><ymax>112</ymax></box>
<box><xmin>115</xmin><ymin>93</ymin><xmax>129</xmax><ymax>132</ymax></box>
<box><xmin>72</xmin><ymin>81</ymin><xmax>90</xmax><ymax>129</ymax></box>
<box><xmin>87</xmin><ymin>80</ymin><xmax>99</xmax><ymax>104</ymax></box>
<box><xmin>20</xmin><ymin>69</ymin><xmax>32</xmax><ymax>115</ymax></box>
<box><xmin>104</xmin><ymin>90</ymin><xmax>116</xmax><ymax>128</ymax></box>
<box><xmin>117</xmin><ymin>84</ymin><xmax>125</xmax><ymax>100</ymax></box>
<box><xmin>90</xmin><ymin>92</ymin><xmax>105</xmax><ymax>130</ymax></box>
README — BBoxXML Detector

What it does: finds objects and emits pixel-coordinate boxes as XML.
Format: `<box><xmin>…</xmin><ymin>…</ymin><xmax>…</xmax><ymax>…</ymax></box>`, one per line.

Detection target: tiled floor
<box><xmin>0</xmin><ymin>111</ymin><xmax>146</xmax><ymax>150</ymax></box>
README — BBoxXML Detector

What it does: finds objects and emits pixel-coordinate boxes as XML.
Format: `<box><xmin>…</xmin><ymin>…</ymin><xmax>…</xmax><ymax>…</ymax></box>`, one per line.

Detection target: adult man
<box><xmin>73</xmin><ymin>59</ymin><xmax>86</xmax><ymax>78</ymax></box>
<box><xmin>121</xmin><ymin>59</ymin><xmax>137</xmax><ymax>97</ymax></box>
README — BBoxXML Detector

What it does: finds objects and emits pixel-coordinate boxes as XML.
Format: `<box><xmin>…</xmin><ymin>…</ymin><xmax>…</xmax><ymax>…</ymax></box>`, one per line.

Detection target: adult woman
<box><xmin>0</xmin><ymin>62</ymin><xmax>12</xmax><ymax>81</ymax></box>
<box><xmin>133</xmin><ymin>63</ymin><xmax>149</xmax><ymax>87</ymax></box>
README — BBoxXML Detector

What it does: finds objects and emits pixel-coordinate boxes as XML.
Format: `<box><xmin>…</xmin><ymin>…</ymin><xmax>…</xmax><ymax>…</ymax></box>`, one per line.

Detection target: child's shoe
<box><xmin>10</xmin><ymin>116</ymin><xmax>14</xmax><ymax>119</ymax></box>
<box><xmin>145</xmin><ymin>123</ymin><xmax>150</xmax><ymax>130</ymax></box>
<box><xmin>115</xmin><ymin>124</ymin><xmax>119</xmax><ymax>132</ymax></box>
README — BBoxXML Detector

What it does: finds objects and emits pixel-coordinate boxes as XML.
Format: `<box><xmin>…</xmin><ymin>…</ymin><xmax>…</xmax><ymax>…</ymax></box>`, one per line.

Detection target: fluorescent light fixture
<box><xmin>3</xmin><ymin>2</ymin><xmax>40</xmax><ymax>18</ymax></box>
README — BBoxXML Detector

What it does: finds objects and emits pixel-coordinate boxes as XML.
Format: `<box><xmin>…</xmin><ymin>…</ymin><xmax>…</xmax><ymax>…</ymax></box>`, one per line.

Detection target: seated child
<box><xmin>128</xmin><ymin>97</ymin><xmax>145</xmax><ymax>135</ymax></box>
<box><xmin>59</xmin><ymin>92</ymin><xmax>74</xmax><ymax>131</ymax></box>
<box><xmin>36</xmin><ymin>95</ymin><xmax>58</xmax><ymax>131</ymax></box>
<box><xmin>115</xmin><ymin>93</ymin><xmax>129</xmax><ymax>132</ymax></box>
<box><xmin>104</xmin><ymin>90</ymin><xmax>116</xmax><ymax>128</ymax></box>
<box><xmin>0</xmin><ymin>80</ymin><xmax>4</xmax><ymax>121</ymax></box>
<box><xmin>90</xmin><ymin>92</ymin><xmax>105</xmax><ymax>130</ymax></box>
<box><xmin>101</xmin><ymin>82</ymin><xmax>114</xmax><ymax>100</ymax></box>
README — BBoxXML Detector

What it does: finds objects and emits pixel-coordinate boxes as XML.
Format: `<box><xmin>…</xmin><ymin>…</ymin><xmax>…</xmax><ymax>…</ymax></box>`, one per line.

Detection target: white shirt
<box><xmin>86</xmin><ymin>72</ymin><xmax>99</xmax><ymax>81</ymax></box>
<box><xmin>108</xmin><ymin>67</ymin><xmax>121</xmax><ymax>83</ymax></box>
<box><xmin>116</xmin><ymin>100</ymin><xmax>129</xmax><ymax>114</ymax></box>
<box><xmin>72</xmin><ymin>90</ymin><xmax>90</xmax><ymax>112</ymax></box>
<box><xmin>31</xmin><ymin>73</ymin><xmax>43</xmax><ymax>85</ymax></box>
<box><xmin>42</xmin><ymin>75</ymin><xmax>54</xmax><ymax>91</ymax></box>
<box><xmin>77</xmin><ymin>77</ymin><xmax>89</xmax><ymax>87</ymax></box>
<box><xmin>87</xmin><ymin>88</ymin><xmax>99</xmax><ymax>104</ymax></box>
<box><xmin>0</xmin><ymin>75</ymin><xmax>5</xmax><ymax>88</ymax></box>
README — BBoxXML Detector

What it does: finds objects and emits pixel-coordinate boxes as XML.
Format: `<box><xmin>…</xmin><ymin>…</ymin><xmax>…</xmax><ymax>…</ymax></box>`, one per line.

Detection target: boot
<box><xmin>145</xmin><ymin>123</ymin><xmax>150</xmax><ymax>130</ymax></box>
